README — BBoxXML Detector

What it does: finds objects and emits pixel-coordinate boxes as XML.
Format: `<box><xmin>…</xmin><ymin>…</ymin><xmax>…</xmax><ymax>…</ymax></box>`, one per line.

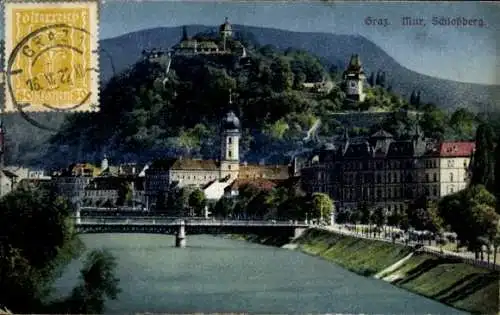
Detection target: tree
<box><xmin>188</xmin><ymin>189</ymin><xmax>206</xmax><ymax>217</ymax></box>
<box><xmin>371</xmin><ymin>207</ymin><xmax>386</xmax><ymax>237</ymax></box>
<box><xmin>270</xmin><ymin>56</ymin><xmax>294</xmax><ymax>92</ymax></box>
<box><xmin>379</xmin><ymin>71</ymin><xmax>386</xmax><ymax>88</ymax></box>
<box><xmin>492</xmin><ymin>222</ymin><xmax>500</xmax><ymax>266</ymax></box>
<box><xmin>246</xmin><ymin>191</ymin><xmax>271</xmax><ymax>219</ymax></box>
<box><xmin>0</xmin><ymin>187</ymin><xmax>120</xmax><ymax>313</ymax></box>
<box><xmin>494</xmin><ymin>143</ymin><xmax>500</xmax><ymax>214</ymax></box>
<box><xmin>409</xmin><ymin>90</ymin><xmax>417</xmax><ymax>106</ymax></box>
<box><xmin>357</xmin><ymin>201</ymin><xmax>371</xmax><ymax>225</ymax></box>
<box><xmin>415</xmin><ymin>90</ymin><xmax>421</xmax><ymax>108</ymax></box>
<box><xmin>368</xmin><ymin>72</ymin><xmax>375</xmax><ymax>86</ymax></box>
<box><xmin>293</xmin><ymin>72</ymin><xmax>306</xmax><ymax>90</ymax></box>
<box><xmin>213</xmin><ymin>196</ymin><xmax>234</xmax><ymax>219</ymax></box>
<box><xmin>447</xmin><ymin>107</ymin><xmax>477</xmax><ymax>140</ymax></box>
<box><xmin>265</xmin><ymin>187</ymin><xmax>289</xmax><ymax>219</ymax></box>
<box><xmin>418</xmin><ymin>103</ymin><xmax>447</xmax><ymax>140</ymax></box>
<box><xmin>181</xmin><ymin>25</ymin><xmax>189</xmax><ymax>41</ymax></box>
<box><xmin>116</xmin><ymin>181</ymin><xmax>132</xmax><ymax>206</ymax></box>
<box><xmin>167</xmin><ymin>186</ymin><xmax>191</xmax><ymax>216</ymax></box>
<box><xmin>438</xmin><ymin>185</ymin><xmax>498</xmax><ymax>257</ymax></box>
<box><xmin>471</xmin><ymin>123</ymin><xmax>495</xmax><ymax>190</ymax></box>
<box><xmin>387</xmin><ymin>211</ymin><xmax>401</xmax><ymax>228</ymax></box>
<box><xmin>310</xmin><ymin>193</ymin><xmax>334</xmax><ymax>223</ymax></box>
<box><xmin>63</xmin><ymin>250</ymin><xmax>121</xmax><ymax>314</ymax></box>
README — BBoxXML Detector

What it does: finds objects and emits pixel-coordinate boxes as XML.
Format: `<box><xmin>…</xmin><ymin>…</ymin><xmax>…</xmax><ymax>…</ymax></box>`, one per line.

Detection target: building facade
<box><xmin>171</xmin><ymin>17</ymin><xmax>245</xmax><ymax>57</ymax></box>
<box><xmin>52</xmin><ymin>163</ymin><xmax>99</xmax><ymax>204</ymax></box>
<box><xmin>299</xmin><ymin>129</ymin><xmax>475</xmax><ymax>214</ymax></box>
<box><xmin>438</xmin><ymin>141</ymin><xmax>475</xmax><ymax>197</ymax></box>
<box><xmin>145</xmin><ymin>110</ymin><xmax>290</xmax><ymax>205</ymax></box>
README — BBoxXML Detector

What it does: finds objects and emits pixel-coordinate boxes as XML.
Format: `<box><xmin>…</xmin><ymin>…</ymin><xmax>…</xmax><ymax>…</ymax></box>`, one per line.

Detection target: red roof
<box><xmin>226</xmin><ymin>178</ymin><xmax>278</xmax><ymax>192</ymax></box>
<box><xmin>439</xmin><ymin>142</ymin><xmax>475</xmax><ymax>157</ymax></box>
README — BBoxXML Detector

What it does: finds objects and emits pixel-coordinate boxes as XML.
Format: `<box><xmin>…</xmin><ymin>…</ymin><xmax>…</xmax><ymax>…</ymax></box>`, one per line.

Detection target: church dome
<box><xmin>222</xmin><ymin>111</ymin><xmax>240</xmax><ymax>130</ymax></box>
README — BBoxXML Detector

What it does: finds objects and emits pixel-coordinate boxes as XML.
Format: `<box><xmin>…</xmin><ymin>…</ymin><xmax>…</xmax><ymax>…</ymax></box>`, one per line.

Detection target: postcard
<box><xmin>0</xmin><ymin>1</ymin><xmax>498</xmax><ymax>315</ymax></box>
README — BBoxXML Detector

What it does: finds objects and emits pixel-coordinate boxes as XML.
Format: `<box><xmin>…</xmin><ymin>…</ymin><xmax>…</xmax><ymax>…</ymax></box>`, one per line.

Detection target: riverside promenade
<box><xmin>315</xmin><ymin>224</ymin><xmax>498</xmax><ymax>270</ymax></box>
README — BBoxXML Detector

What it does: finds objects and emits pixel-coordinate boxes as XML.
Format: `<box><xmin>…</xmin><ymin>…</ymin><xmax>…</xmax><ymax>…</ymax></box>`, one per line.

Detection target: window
<box><xmin>449</xmin><ymin>185</ymin><xmax>455</xmax><ymax>194</ymax></box>
<box><xmin>388</xmin><ymin>173</ymin><xmax>392</xmax><ymax>183</ymax></box>
<box><xmin>228</xmin><ymin>150</ymin><xmax>232</xmax><ymax>158</ymax></box>
<box><xmin>447</xmin><ymin>159</ymin><xmax>455</xmax><ymax>168</ymax></box>
<box><xmin>433</xmin><ymin>173</ymin><xmax>437</xmax><ymax>182</ymax></box>
<box><xmin>425</xmin><ymin>174</ymin><xmax>429</xmax><ymax>182</ymax></box>
<box><xmin>449</xmin><ymin>172</ymin><xmax>454</xmax><ymax>182</ymax></box>
<box><xmin>228</xmin><ymin>165</ymin><xmax>231</xmax><ymax>170</ymax></box>
<box><xmin>350</xmin><ymin>81</ymin><xmax>356</xmax><ymax>87</ymax></box>
<box><xmin>228</xmin><ymin>137</ymin><xmax>232</xmax><ymax>144</ymax></box>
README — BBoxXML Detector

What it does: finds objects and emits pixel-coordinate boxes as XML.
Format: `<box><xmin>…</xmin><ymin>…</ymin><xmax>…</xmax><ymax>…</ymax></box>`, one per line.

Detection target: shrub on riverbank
<box><xmin>0</xmin><ymin>187</ymin><xmax>121</xmax><ymax>314</ymax></box>
<box><xmin>291</xmin><ymin>228</ymin><xmax>499</xmax><ymax>315</ymax></box>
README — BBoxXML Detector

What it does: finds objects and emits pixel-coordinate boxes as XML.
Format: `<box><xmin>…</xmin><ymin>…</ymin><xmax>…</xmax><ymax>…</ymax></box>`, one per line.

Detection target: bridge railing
<box><xmin>73</xmin><ymin>217</ymin><xmax>308</xmax><ymax>227</ymax></box>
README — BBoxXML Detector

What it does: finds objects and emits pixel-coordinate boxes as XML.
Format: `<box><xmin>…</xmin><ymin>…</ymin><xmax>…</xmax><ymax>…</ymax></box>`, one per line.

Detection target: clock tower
<box><xmin>342</xmin><ymin>54</ymin><xmax>366</xmax><ymax>102</ymax></box>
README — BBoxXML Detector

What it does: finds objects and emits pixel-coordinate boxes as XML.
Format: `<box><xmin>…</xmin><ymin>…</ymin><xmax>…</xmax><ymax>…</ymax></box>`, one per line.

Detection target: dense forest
<box><xmin>1</xmin><ymin>30</ymin><xmax>496</xmax><ymax>167</ymax></box>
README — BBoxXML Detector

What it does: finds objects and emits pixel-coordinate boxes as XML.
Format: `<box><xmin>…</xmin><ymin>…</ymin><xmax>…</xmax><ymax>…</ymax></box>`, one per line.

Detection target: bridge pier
<box><xmin>76</xmin><ymin>206</ymin><xmax>81</xmax><ymax>225</ymax></box>
<box><xmin>294</xmin><ymin>228</ymin><xmax>306</xmax><ymax>239</ymax></box>
<box><xmin>175</xmin><ymin>220</ymin><xmax>186</xmax><ymax>248</ymax></box>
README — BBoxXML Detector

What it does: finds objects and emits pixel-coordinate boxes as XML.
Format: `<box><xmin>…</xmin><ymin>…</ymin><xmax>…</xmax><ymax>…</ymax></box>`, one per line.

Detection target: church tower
<box><xmin>342</xmin><ymin>54</ymin><xmax>366</xmax><ymax>102</ymax></box>
<box><xmin>101</xmin><ymin>154</ymin><xmax>109</xmax><ymax>171</ymax></box>
<box><xmin>219</xmin><ymin>17</ymin><xmax>233</xmax><ymax>51</ymax></box>
<box><xmin>220</xmin><ymin>92</ymin><xmax>240</xmax><ymax>180</ymax></box>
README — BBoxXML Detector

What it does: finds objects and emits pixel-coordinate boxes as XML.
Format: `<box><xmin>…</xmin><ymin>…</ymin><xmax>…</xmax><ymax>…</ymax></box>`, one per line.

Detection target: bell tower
<box><xmin>220</xmin><ymin>91</ymin><xmax>240</xmax><ymax>180</ymax></box>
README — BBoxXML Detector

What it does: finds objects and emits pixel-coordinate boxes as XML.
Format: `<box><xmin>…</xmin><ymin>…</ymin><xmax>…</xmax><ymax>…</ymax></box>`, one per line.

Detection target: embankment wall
<box><xmin>234</xmin><ymin>228</ymin><xmax>500</xmax><ymax>315</ymax></box>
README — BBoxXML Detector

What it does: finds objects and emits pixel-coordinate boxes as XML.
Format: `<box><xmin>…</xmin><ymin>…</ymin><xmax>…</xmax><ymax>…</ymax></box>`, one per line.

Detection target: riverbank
<box><xmin>234</xmin><ymin>228</ymin><xmax>499</xmax><ymax>315</ymax></box>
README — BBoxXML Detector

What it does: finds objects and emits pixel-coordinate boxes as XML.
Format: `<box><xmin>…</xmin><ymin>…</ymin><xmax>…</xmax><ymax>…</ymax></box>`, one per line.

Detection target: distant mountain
<box><xmin>1</xmin><ymin>25</ymin><xmax>499</xmax><ymax>167</ymax></box>
<box><xmin>99</xmin><ymin>25</ymin><xmax>500</xmax><ymax>112</ymax></box>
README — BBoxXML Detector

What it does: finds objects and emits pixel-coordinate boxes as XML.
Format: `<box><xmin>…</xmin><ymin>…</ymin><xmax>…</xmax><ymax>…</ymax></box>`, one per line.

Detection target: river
<box><xmin>53</xmin><ymin>234</ymin><xmax>465</xmax><ymax>314</ymax></box>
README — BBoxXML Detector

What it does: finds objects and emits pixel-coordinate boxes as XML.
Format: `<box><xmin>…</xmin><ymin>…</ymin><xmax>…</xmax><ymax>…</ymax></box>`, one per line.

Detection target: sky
<box><xmin>1</xmin><ymin>1</ymin><xmax>499</xmax><ymax>85</ymax></box>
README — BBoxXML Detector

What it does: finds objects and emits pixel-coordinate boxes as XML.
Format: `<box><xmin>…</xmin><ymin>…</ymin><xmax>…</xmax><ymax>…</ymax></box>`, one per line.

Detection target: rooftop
<box><xmin>439</xmin><ymin>141</ymin><xmax>476</xmax><ymax>157</ymax></box>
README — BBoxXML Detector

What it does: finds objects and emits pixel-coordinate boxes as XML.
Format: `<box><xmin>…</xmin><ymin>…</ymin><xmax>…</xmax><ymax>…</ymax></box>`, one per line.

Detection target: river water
<box><xmin>53</xmin><ymin>234</ymin><xmax>464</xmax><ymax>314</ymax></box>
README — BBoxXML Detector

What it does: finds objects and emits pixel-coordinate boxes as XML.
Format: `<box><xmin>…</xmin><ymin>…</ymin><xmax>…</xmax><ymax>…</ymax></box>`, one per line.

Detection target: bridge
<box><xmin>74</xmin><ymin>216</ymin><xmax>309</xmax><ymax>248</ymax></box>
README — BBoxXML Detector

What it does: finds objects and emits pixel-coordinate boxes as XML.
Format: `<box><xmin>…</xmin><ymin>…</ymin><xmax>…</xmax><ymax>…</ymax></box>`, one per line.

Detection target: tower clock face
<box><xmin>350</xmin><ymin>81</ymin><xmax>358</xmax><ymax>89</ymax></box>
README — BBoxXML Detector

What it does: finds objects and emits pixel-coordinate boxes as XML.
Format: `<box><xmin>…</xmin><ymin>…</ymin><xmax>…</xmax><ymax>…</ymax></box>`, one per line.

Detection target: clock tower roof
<box><xmin>344</xmin><ymin>54</ymin><xmax>365</xmax><ymax>77</ymax></box>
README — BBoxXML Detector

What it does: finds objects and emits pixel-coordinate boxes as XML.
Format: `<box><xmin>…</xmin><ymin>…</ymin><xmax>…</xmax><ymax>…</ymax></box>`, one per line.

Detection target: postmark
<box><xmin>4</xmin><ymin>0</ymin><xmax>99</xmax><ymax>114</ymax></box>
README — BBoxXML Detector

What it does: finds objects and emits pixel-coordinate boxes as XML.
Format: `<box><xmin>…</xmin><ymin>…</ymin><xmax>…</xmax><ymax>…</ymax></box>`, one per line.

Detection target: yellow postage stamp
<box><xmin>3</xmin><ymin>0</ymin><xmax>99</xmax><ymax>112</ymax></box>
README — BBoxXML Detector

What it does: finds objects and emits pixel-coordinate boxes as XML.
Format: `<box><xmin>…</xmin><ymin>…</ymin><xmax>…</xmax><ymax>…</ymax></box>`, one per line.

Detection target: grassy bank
<box><xmin>294</xmin><ymin>228</ymin><xmax>500</xmax><ymax>315</ymax></box>
<box><xmin>235</xmin><ymin>228</ymin><xmax>499</xmax><ymax>315</ymax></box>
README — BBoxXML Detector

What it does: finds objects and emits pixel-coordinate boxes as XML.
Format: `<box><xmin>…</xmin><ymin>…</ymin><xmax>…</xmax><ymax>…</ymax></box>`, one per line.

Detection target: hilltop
<box><xmin>98</xmin><ymin>25</ymin><xmax>499</xmax><ymax>111</ymax></box>
<box><xmin>0</xmin><ymin>25</ymin><xmax>498</xmax><ymax>167</ymax></box>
